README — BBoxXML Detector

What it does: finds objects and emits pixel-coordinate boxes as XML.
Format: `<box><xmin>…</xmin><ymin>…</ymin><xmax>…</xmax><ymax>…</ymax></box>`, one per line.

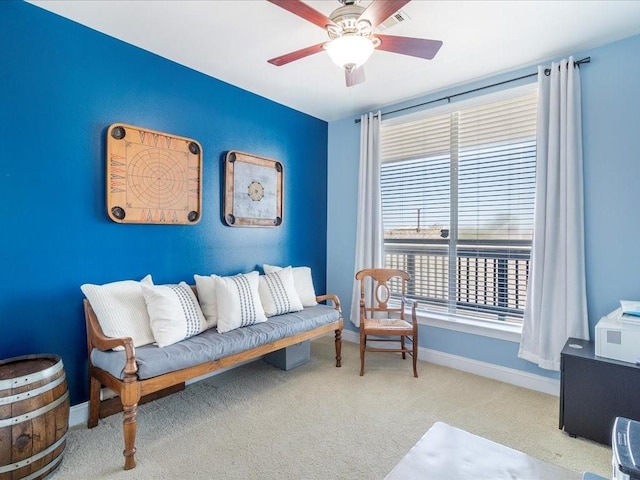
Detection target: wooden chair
<box><xmin>355</xmin><ymin>268</ymin><xmax>418</xmax><ymax>377</ymax></box>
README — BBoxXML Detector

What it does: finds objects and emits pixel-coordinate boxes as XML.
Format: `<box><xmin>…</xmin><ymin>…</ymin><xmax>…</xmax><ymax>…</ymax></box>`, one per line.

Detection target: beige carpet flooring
<box><xmin>55</xmin><ymin>336</ymin><xmax>611</xmax><ymax>479</ymax></box>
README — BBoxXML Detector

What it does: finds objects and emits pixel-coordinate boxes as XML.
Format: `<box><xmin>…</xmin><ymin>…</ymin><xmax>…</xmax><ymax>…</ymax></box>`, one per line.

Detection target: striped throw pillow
<box><xmin>81</xmin><ymin>275</ymin><xmax>155</xmax><ymax>348</ymax></box>
<box><xmin>262</xmin><ymin>264</ymin><xmax>317</xmax><ymax>307</ymax></box>
<box><xmin>215</xmin><ymin>271</ymin><xmax>267</xmax><ymax>333</ymax></box>
<box><xmin>258</xmin><ymin>266</ymin><xmax>303</xmax><ymax>317</ymax></box>
<box><xmin>142</xmin><ymin>281</ymin><xmax>207</xmax><ymax>347</ymax></box>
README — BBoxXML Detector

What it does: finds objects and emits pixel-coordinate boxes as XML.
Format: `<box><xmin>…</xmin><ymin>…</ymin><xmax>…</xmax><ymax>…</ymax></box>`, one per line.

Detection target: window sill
<box><xmin>415</xmin><ymin>310</ymin><xmax>523</xmax><ymax>343</ymax></box>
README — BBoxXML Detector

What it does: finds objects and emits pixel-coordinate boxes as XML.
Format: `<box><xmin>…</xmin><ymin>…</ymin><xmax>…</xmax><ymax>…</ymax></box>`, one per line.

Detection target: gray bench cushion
<box><xmin>91</xmin><ymin>304</ymin><xmax>340</xmax><ymax>380</ymax></box>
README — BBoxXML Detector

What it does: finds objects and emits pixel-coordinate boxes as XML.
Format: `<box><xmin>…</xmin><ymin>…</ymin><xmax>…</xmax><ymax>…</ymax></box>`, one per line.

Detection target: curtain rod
<box><xmin>354</xmin><ymin>56</ymin><xmax>591</xmax><ymax>124</ymax></box>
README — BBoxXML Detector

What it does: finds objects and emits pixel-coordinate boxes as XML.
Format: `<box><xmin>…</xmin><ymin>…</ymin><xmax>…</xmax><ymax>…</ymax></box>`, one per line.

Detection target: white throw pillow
<box><xmin>194</xmin><ymin>274</ymin><xmax>219</xmax><ymax>328</ymax></box>
<box><xmin>263</xmin><ymin>264</ymin><xmax>317</xmax><ymax>306</ymax></box>
<box><xmin>215</xmin><ymin>271</ymin><xmax>267</xmax><ymax>333</ymax></box>
<box><xmin>258</xmin><ymin>267</ymin><xmax>304</xmax><ymax>317</ymax></box>
<box><xmin>81</xmin><ymin>275</ymin><xmax>155</xmax><ymax>348</ymax></box>
<box><xmin>142</xmin><ymin>281</ymin><xmax>207</xmax><ymax>348</ymax></box>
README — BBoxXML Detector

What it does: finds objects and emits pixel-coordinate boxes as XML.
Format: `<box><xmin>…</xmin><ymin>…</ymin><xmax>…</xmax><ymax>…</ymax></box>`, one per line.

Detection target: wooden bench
<box><xmin>84</xmin><ymin>292</ymin><xmax>342</xmax><ymax>470</ymax></box>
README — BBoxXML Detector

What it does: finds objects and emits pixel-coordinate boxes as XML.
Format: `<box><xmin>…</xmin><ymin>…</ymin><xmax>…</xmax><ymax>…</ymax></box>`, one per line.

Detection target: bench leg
<box><xmin>334</xmin><ymin>329</ymin><xmax>342</xmax><ymax>367</ymax></box>
<box><xmin>88</xmin><ymin>375</ymin><xmax>101</xmax><ymax>428</ymax></box>
<box><xmin>122</xmin><ymin>402</ymin><xmax>138</xmax><ymax>470</ymax></box>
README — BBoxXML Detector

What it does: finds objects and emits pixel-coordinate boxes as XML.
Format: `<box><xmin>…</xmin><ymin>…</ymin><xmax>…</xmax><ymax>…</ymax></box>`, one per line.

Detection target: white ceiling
<box><xmin>28</xmin><ymin>0</ymin><xmax>640</xmax><ymax>122</ymax></box>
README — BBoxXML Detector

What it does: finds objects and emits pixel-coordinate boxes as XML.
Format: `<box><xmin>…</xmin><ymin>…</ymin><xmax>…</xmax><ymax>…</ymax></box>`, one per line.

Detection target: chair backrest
<box><xmin>355</xmin><ymin>268</ymin><xmax>409</xmax><ymax>321</ymax></box>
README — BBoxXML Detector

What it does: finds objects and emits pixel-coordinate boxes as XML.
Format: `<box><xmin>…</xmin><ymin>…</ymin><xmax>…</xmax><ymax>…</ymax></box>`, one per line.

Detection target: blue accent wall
<box><xmin>328</xmin><ymin>33</ymin><xmax>640</xmax><ymax>379</ymax></box>
<box><xmin>0</xmin><ymin>2</ymin><xmax>328</xmax><ymax>405</ymax></box>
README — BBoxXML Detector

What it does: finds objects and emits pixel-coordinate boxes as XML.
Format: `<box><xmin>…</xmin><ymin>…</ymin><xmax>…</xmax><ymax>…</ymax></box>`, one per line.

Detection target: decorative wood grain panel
<box><xmin>223</xmin><ymin>150</ymin><xmax>283</xmax><ymax>227</ymax></box>
<box><xmin>106</xmin><ymin>123</ymin><xmax>202</xmax><ymax>225</ymax></box>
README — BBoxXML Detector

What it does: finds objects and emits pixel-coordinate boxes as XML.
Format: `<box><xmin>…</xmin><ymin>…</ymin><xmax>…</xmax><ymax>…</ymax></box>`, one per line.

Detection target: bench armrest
<box><xmin>83</xmin><ymin>299</ymin><xmax>138</xmax><ymax>377</ymax></box>
<box><xmin>316</xmin><ymin>294</ymin><xmax>342</xmax><ymax>315</ymax></box>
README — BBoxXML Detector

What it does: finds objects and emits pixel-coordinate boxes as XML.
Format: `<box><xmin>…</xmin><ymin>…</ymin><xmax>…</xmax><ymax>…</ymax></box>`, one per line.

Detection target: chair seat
<box><xmin>363</xmin><ymin>318</ymin><xmax>414</xmax><ymax>335</ymax></box>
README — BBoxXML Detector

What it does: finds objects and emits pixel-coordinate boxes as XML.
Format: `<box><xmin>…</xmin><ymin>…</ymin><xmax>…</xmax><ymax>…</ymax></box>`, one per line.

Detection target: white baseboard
<box><xmin>70</xmin><ymin>402</ymin><xmax>88</xmax><ymax>428</ymax></box>
<box><xmin>69</xmin><ymin>335</ymin><xmax>558</xmax><ymax>429</ymax></box>
<box><xmin>341</xmin><ymin>330</ymin><xmax>560</xmax><ymax>396</ymax></box>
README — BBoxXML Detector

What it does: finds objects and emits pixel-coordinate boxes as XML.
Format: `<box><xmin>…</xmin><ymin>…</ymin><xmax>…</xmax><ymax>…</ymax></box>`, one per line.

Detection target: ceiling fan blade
<box><xmin>376</xmin><ymin>34</ymin><xmax>443</xmax><ymax>60</ymax></box>
<box><xmin>267</xmin><ymin>0</ymin><xmax>336</xmax><ymax>29</ymax></box>
<box><xmin>358</xmin><ymin>0</ymin><xmax>411</xmax><ymax>28</ymax></box>
<box><xmin>345</xmin><ymin>67</ymin><xmax>366</xmax><ymax>87</ymax></box>
<box><xmin>268</xmin><ymin>42</ymin><xmax>326</xmax><ymax>66</ymax></box>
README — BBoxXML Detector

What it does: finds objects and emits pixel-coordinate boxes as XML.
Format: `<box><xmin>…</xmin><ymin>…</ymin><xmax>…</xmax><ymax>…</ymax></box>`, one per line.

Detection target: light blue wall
<box><xmin>581</xmin><ymin>35</ymin><xmax>640</xmax><ymax>326</ymax></box>
<box><xmin>327</xmin><ymin>33</ymin><xmax>640</xmax><ymax>378</ymax></box>
<box><xmin>0</xmin><ymin>2</ymin><xmax>328</xmax><ymax>404</ymax></box>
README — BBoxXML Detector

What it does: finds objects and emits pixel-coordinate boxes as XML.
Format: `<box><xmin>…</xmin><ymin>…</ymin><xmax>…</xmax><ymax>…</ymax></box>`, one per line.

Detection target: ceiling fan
<box><xmin>267</xmin><ymin>0</ymin><xmax>443</xmax><ymax>87</ymax></box>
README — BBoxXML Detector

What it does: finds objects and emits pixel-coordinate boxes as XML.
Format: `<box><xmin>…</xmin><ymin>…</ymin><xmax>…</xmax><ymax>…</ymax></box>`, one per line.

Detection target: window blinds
<box><xmin>380</xmin><ymin>87</ymin><xmax>537</xmax><ymax>323</ymax></box>
<box><xmin>381</xmin><ymin>111</ymin><xmax>452</xmax><ymax>163</ymax></box>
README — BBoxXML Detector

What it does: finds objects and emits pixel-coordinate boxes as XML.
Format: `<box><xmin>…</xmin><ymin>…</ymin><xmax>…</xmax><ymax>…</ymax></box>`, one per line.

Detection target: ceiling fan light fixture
<box><xmin>325</xmin><ymin>35</ymin><xmax>374</xmax><ymax>70</ymax></box>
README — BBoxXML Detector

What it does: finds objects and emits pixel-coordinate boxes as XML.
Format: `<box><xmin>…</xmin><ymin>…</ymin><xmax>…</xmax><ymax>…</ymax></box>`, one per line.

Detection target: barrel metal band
<box><xmin>0</xmin><ymin>431</ymin><xmax>67</xmax><ymax>473</ymax></box>
<box><xmin>0</xmin><ymin>391</ymin><xmax>69</xmax><ymax>428</ymax></box>
<box><xmin>0</xmin><ymin>373</ymin><xmax>66</xmax><ymax>406</ymax></box>
<box><xmin>22</xmin><ymin>454</ymin><xmax>64</xmax><ymax>480</ymax></box>
<box><xmin>0</xmin><ymin>360</ymin><xmax>64</xmax><ymax>390</ymax></box>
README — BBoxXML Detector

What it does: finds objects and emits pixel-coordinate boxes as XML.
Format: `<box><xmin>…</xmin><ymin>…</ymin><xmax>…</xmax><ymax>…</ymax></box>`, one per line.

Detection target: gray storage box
<box><xmin>264</xmin><ymin>341</ymin><xmax>310</xmax><ymax>370</ymax></box>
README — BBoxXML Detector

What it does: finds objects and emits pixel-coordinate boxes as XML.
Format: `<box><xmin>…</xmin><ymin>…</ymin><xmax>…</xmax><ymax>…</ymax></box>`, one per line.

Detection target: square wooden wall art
<box><xmin>106</xmin><ymin>123</ymin><xmax>202</xmax><ymax>225</ymax></box>
<box><xmin>223</xmin><ymin>150</ymin><xmax>283</xmax><ymax>227</ymax></box>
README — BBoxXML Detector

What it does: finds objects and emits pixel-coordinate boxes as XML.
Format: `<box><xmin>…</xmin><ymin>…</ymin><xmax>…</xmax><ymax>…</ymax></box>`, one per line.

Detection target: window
<box><xmin>380</xmin><ymin>86</ymin><xmax>537</xmax><ymax>325</ymax></box>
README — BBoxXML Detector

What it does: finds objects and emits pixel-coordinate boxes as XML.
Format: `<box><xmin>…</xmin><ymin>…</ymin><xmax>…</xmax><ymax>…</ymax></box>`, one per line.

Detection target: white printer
<box><xmin>595</xmin><ymin>301</ymin><xmax>640</xmax><ymax>364</ymax></box>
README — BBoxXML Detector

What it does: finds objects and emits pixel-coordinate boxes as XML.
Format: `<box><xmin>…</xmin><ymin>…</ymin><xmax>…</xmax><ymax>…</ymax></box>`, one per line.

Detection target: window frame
<box><xmin>381</xmin><ymin>83</ymin><xmax>538</xmax><ymax>340</ymax></box>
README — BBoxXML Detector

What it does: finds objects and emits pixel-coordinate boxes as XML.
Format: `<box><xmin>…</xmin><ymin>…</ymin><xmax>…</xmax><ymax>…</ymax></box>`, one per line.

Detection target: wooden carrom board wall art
<box><xmin>106</xmin><ymin>123</ymin><xmax>202</xmax><ymax>225</ymax></box>
<box><xmin>224</xmin><ymin>151</ymin><xmax>283</xmax><ymax>227</ymax></box>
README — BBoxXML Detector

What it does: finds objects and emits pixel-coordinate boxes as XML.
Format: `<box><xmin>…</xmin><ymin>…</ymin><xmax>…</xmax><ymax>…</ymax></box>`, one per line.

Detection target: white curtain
<box><xmin>350</xmin><ymin>111</ymin><xmax>383</xmax><ymax>327</ymax></box>
<box><xmin>518</xmin><ymin>57</ymin><xmax>589</xmax><ymax>370</ymax></box>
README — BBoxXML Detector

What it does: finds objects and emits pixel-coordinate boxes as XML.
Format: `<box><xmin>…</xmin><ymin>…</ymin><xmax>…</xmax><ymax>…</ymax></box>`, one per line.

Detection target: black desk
<box><xmin>560</xmin><ymin>337</ymin><xmax>640</xmax><ymax>444</ymax></box>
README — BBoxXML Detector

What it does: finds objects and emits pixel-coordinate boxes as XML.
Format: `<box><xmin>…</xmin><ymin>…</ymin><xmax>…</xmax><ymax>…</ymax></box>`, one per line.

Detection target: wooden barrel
<box><xmin>0</xmin><ymin>355</ymin><xmax>69</xmax><ymax>480</ymax></box>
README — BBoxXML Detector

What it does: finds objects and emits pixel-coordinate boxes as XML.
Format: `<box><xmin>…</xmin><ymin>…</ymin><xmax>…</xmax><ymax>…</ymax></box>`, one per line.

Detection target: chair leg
<box><xmin>360</xmin><ymin>334</ymin><xmax>366</xmax><ymax>376</ymax></box>
<box><xmin>401</xmin><ymin>336</ymin><xmax>406</xmax><ymax>359</ymax></box>
<box><xmin>412</xmin><ymin>336</ymin><xmax>418</xmax><ymax>378</ymax></box>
